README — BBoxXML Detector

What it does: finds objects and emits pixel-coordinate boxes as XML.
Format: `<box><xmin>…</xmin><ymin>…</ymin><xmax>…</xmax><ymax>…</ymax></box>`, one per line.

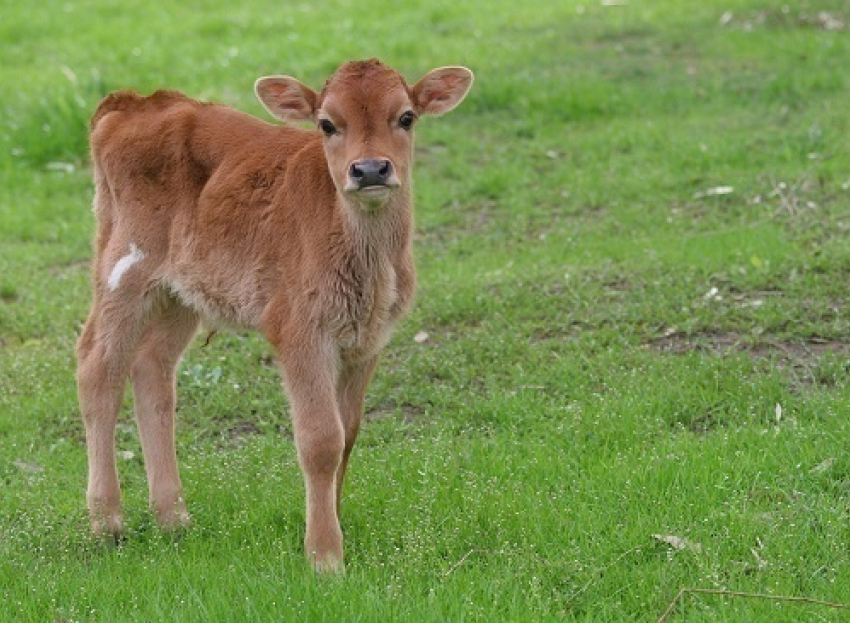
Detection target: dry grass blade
<box><xmin>443</xmin><ymin>548</ymin><xmax>489</xmax><ymax>577</ymax></box>
<box><xmin>564</xmin><ymin>546</ymin><xmax>645</xmax><ymax>608</ymax></box>
<box><xmin>657</xmin><ymin>587</ymin><xmax>850</xmax><ymax>622</ymax></box>
<box><xmin>442</xmin><ymin>548</ymin><xmax>556</xmax><ymax>578</ymax></box>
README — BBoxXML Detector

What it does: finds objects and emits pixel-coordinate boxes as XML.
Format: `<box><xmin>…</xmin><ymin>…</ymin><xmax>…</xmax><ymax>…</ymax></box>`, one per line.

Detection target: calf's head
<box><xmin>256</xmin><ymin>59</ymin><xmax>473</xmax><ymax>208</ymax></box>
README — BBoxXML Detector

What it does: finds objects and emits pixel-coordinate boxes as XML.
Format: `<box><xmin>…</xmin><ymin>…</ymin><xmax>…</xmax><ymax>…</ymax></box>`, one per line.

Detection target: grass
<box><xmin>1</xmin><ymin>0</ymin><xmax>849</xmax><ymax>620</ymax></box>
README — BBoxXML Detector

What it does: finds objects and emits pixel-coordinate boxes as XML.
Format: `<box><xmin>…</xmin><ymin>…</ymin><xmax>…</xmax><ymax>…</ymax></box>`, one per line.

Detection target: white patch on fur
<box><xmin>107</xmin><ymin>243</ymin><xmax>145</xmax><ymax>291</ymax></box>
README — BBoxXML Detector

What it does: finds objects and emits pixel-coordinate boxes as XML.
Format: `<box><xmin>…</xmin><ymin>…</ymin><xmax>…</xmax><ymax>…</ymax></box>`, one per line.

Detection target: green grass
<box><xmin>2</xmin><ymin>0</ymin><xmax>849</xmax><ymax>620</ymax></box>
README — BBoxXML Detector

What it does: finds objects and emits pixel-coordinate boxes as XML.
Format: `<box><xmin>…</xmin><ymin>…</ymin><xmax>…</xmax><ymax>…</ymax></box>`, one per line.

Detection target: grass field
<box><xmin>1</xmin><ymin>0</ymin><xmax>849</xmax><ymax>620</ymax></box>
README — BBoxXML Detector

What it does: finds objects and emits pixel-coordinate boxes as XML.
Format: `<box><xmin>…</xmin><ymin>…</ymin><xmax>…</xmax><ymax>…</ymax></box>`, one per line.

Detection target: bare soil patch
<box><xmin>366</xmin><ymin>402</ymin><xmax>427</xmax><ymax>425</ymax></box>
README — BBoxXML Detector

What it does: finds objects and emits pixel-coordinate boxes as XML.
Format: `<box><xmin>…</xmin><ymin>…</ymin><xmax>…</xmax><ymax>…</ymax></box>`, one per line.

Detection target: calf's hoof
<box><xmin>153</xmin><ymin>497</ymin><xmax>192</xmax><ymax>533</ymax></box>
<box><xmin>90</xmin><ymin>513</ymin><xmax>125</xmax><ymax>543</ymax></box>
<box><xmin>310</xmin><ymin>551</ymin><xmax>345</xmax><ymax>575</ymax></box>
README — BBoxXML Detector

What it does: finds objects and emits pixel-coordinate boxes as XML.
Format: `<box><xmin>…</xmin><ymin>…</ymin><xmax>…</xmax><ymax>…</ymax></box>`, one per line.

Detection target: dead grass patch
<box><xmin>647</xmin><ymin>330</ymin><xmax>850</xmax><ymax>387</ymax></box>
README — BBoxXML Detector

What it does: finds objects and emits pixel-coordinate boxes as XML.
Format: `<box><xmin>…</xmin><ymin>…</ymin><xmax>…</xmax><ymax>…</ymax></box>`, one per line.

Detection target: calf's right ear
<box><xmin>255</xmin><ymin>76</ymin><xmax>318</xmax><ymax>122</ymax></box>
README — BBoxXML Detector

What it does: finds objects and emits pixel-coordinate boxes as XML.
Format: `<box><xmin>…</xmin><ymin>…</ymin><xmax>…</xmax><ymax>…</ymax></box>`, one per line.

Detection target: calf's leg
<box><xmin>335</xmin><ymin>356</ymin><xmax>379</xmax><ymax>515</ymax></box>
<box><xmin>77</xmin><ymin>290</ymin><xmax>149</xmax><ymax>537</ymax></box>
<box><xmin>130</xmin><ymin>298</ymin><xmax>199</xmax><ymax>530</ymax></box>
<box><xmin>277</xmin><ymin>336</ymin><xmax>345</xmax><ymax>573</ymax></box>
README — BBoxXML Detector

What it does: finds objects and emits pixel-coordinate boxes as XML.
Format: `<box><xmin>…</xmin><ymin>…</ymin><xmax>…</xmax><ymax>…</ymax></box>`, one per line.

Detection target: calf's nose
<box><xmin>349</xmin><ymin>159</ymin><xmax>393</xmax><ymax>189</ymax></box>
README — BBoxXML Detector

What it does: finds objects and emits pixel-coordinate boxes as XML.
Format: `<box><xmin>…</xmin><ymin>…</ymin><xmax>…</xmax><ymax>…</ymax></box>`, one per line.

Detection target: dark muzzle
<box><xmin>349</xmin><ymin>159</ymin><xmax>393</xmax><ymax>189</ymax></box>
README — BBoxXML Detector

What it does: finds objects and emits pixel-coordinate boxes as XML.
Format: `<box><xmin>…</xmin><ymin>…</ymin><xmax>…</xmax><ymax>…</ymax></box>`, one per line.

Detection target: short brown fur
<box><xmin>76</xmin><ymin>59</ymin><xmax>473</xmax><ymax>572</ymax></box>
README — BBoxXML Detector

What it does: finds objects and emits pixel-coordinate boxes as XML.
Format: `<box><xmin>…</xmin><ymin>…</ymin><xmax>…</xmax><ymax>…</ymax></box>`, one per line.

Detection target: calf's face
<box><xmin>255</xmin><ymin>59</ymin><xmax>473</xmax><ymax>208</ymax></box>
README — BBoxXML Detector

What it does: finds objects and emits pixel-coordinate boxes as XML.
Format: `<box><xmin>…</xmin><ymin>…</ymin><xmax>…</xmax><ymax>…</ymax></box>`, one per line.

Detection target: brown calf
<box><xmin>76</xmin><ymin>59</ymin><xmax>473</xmax><ymax>572</ymax></box>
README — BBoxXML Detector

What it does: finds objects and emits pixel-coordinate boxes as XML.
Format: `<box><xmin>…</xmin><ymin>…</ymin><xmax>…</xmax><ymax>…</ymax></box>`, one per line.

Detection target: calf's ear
<box><xmin>255</xmin><ymin>76</ymin><xmax>318</xmax><ymax>122</ymax></box>
<box><xmin>412</xmin><ymin>66</ymin><xmax>474</xmax><ymax>116</ymax></box>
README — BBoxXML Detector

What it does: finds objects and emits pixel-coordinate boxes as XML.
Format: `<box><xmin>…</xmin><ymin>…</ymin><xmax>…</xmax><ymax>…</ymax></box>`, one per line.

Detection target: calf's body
<box><xmin>76</xmin><ymin>59</ymin><xmax>472</xmax><ymax>571</ymax></box>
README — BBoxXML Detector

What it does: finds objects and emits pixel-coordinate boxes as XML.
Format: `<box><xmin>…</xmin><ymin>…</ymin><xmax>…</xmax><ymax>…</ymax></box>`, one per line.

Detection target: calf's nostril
<box><xmin>350</xmin><ymin>159</ymin><xmax>393</xmax><ymax>188</ymax></box>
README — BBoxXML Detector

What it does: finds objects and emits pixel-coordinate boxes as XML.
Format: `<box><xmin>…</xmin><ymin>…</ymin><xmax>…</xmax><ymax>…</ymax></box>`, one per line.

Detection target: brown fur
<box><xmin>76</xmin><ymin>59</ymin><xmax>473</xmax><ymax>572</ymax></box>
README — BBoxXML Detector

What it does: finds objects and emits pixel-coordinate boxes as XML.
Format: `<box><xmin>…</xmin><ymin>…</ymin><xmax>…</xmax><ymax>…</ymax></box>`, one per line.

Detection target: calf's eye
<box><xmin>398</xmin><ymin>111</ymin><xmax>416</xmax><ymax>130</ymax></box>
<box><xmin>319</xmin><ymin>119</ymin><xmax>337</xmax><ymax>136</ymax></box>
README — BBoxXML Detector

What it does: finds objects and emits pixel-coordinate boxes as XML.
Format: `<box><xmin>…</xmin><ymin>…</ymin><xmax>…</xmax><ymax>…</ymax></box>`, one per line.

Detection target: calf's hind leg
<box><xmin>130</xmin><ymin>297</ymin><xmax>199</xmax><ymax>531</ymax></box>
<box><xmin>77</xmin><ymin>289</ymin><xmax>150</xmax><ymax>538</ymax></box>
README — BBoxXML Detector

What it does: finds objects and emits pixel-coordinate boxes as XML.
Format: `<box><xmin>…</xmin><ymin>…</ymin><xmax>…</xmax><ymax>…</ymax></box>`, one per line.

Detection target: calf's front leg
<box><xmin>277</xmin><ymin>336</ymin><xmax>346</xmax><ymax>573</ymax></box>
<box><xmin>335</xmin><ymin>356</ymin><xmax>379</xmax><ymax>515</ymax></box>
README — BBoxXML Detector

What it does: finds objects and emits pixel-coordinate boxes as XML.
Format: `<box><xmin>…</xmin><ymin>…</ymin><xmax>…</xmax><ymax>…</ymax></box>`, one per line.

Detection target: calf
<box><xmin>76</xmin><ymin>59</ymin><xmax>473</xmax><ymax>572</ymax></box>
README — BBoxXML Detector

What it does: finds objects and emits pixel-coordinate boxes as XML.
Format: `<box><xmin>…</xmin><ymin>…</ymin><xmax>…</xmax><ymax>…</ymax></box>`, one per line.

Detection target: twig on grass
<box><xmin>657</xmin><ymin>587</ymin><xmax>850</xmax><ymax>622</ymax></box>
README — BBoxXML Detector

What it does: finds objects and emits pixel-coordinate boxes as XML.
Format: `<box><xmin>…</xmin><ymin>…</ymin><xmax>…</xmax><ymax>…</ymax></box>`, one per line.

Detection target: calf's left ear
<box><xmin>412</xmin><ymin>66</ymin><xmax>474</xmax><ymax>116</ymax></box>
<box><xmin>255</xmin><ymin>76</ymin><xmax>318</xmax><ymax>122</ymax></box>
